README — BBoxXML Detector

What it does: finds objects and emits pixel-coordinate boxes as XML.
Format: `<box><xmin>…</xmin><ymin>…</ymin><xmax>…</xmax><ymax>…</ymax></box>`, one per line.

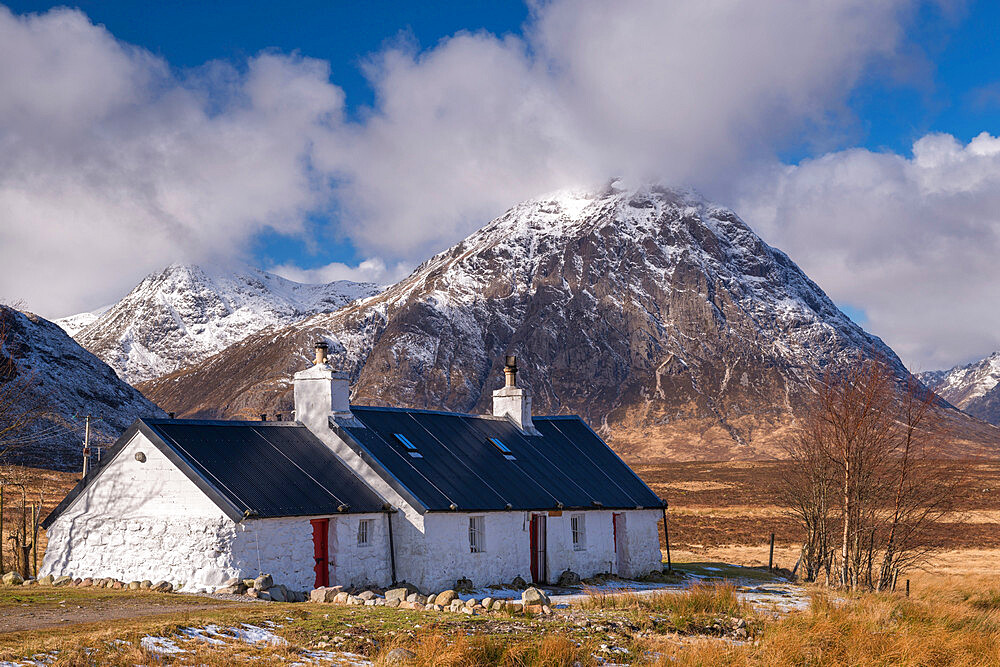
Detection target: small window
<box><xmin>469</xmin><ymin>516</ymin><xmax>485</xmax><ymax>553</ymax></box>
<box><xmin>571</xmin><ymin>514</ymin><xmax>586</xmax><ymax>551</ymax></box>
<box><xmin>357</xmin><ymin>519</ymin><xmax>373</xmax><ymax>547</ymax></box>
<box><xmin>394</xmin><ymin>433</ymin><xmax>422</xmax><ymax>458</ymax></box>
<box><xmin>488</xmin><ymin>437</ymin><xmax>516</xmax><ymax>460</ymax></box>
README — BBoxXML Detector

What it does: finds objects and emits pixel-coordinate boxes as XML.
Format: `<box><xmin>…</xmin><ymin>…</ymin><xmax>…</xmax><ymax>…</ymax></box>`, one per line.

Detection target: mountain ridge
<box><xmin>61</xmin><ymin>264</ymin><xmax>385</xmax><ymax>384</ymax></box>
<box><xmin>134</xmin><ymin>183</ymin><xmax>999</xmax><ymax>460</ymax></box>
<box><xmin>1</xmin><ymin>305</ymin><xmax>166</xmax><ymax>471</ymax></box>
<box><xmin>920</xmin><ymin>352</ymin><xmax>1000</xmax><ymax>426</ymax></box>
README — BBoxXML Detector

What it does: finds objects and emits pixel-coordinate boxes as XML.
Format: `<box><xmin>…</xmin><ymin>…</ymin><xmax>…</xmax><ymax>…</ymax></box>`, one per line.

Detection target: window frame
<box><xmin>468</xmin><ymin>515</ymin><xmax>486</xmax><ymax>553</ymax></box>
<box><xmin>570</xmin><ymin>513</ymin><xmax>586</xmax><ymax>551</ymax></box>
<box><xmin>488</xmin><ymin>437</ymin><xmax>516</xmax><ymax>460</ymax></box>
<box><xmin>357</xmin><ymin>518</ymin><xmax>373</xmax><ymax>547</ymax></box>
<box><xmin>393</xmin><ymin>433</ymin><xmax>423</xmax><ymax>458</ymax></box>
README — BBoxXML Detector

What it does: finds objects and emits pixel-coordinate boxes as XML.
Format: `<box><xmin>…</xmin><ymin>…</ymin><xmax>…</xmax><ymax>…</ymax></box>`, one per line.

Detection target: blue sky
<box><xmin>2</xmin><ymin>1</ymin><xmax>1000</xmax><ymax>369</ymax></box>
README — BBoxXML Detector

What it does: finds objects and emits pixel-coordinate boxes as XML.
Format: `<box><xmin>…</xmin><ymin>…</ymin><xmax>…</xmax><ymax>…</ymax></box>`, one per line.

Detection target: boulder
<box><xmin>384</xmin><ymin>647</ymin><xmax>416</xmax><ymax>665</ymax></box>
<box><xmin>258</xmin><ymin>590</ymin><xmax>273</xmax><ymax>601</ymax></box>
<box><xmin>522</xmin><ymin>587</ymin><xmax>550</xmax><ymax>606</ymax></box>
<box><xmin>542</xmin><ymin>605</ymin><xmax>553</xmax><ymax>616</ymax></box>
<box><xmin>311</xmin><ymin>587</ymin><xmax>341</xmax><ymax>603</ymax></box>
<box><xmin>435</xmin><ymin>590</ymin><xmax>458</xmax><ymax>606</ymax></box>
<box><xmin>111</xmin><ymin>580</ymin><xmax>124</xmax><ymax>590</ymax></box>
<box><xmin>140</xmin><ymin>580</ymin><xmax>152</xmax><ymax>590</ymax></box>
<box><xmin>557</xmin><ymin>569</ymin><xmax>581</xmax><ymax>586</ymax></box>
<box><xmin>2</xmin><ymin>572</ymin><xmax>24</xmax><ymax>586</ymax></box>
<box><xmin>81</xmin><ymin>578</ymin><xmax>94</xmax><ymax>587</ymax></box>
<box><xmin>511</xmin><ymin>576</ymin><xmax>528</xmax><ymax>590</ymax></box>
<box><xmin>22</xmin><ymin>579</ymin><xmax>35</xmax><ymax>586</ymax></box>
<box><xmin>406</xmin><ymin>593</ymin><xmax>428</xmax><ymax>605</ymax></box>
<box><xmin>511</xmin><ymin>602</ymin><xmax>524</xmax><ymax>613</ymax></box>
<box><xmin>218</xmin><ymin>582</ymin><xmax>247</xmax><ymax>595</ymax></box>
<box><xmin>386</xmin><ymin>599</ymin><xmax>401</xmax><ymax>608</ymax></box>
<box><xmin>455</xmin><ymin>577</ymin><xmax>474</xmax><ymax>593</ymax></box>
<box><xmin>128</xmin><ymin>581</ymin><xmax>141</xmax><ymax>590</ymax></box>
<box><xmin>247</xmin><ymin>588</ymin><xmax>260</xmax><ymax>599</ymax></box>
<box><xmin>269</xmin><ymin>586</ymin><xmax>286</xmax><ymax>602</ymax></box>
<box><xmin>334</xmin><ymin>591</ymin><xmax>350</xmax><ymax>604</ymax></box>
<box><xmin>253</xmin><ymin>574</ymin><xmax>273</xmax><ymax>590</ymax></box>
<box><xmin>153</xmin><ymin>581</ymin><xmax>174</xmax><ymax>593</ymax></box>
<box><xmin>37</xmin><ymin>574</ymin><xmax>54</xmax><ymax>586</ymax></box>
<box><xmin>73</xmin><ymin>578</ymin><xmax>83</xmax><ymax>586</ymax></box>
<box><xmin>53</xmin><ymin>576</ymin><xmax>73</xmax><ymax>587</ymax></box>
<box><xmin>464</xmin><ymin>598</ymin><xmax>477</xmax><ymax>608</ymax></box>
<box><xmin>385</xmin><ymin>583</ymin><xmax>419</xmax><ymax>601</ymax></box>
<box><xmin>481</xmin><ymin>597</ymin><xmax>494</xmax><ymax>610</ymax></box>
<box><xmin>243</xmin><ymin>579</ymin><xmax>257</xmax><ymax>589</ymax></box>
<box><xmin>426</xmin><ymin>593</ymin><xmax>437</xmax><ymax>605</ymax></box>
<box><xmin>224</xmin><ymin>577</ymin><xmax>241</xmax><ymax>586</ymax></box>
<box><xmin>358</xmin><ymin>590</ymin><xmax>377</xmax><ymax>601</ymax></box>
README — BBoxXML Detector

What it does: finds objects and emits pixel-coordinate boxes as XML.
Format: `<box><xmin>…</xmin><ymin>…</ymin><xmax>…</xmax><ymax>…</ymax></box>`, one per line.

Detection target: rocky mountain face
<box><xmin>0</xmin><ymin>306</ymin><xmax>166</xmax><ymax>471</ymax></box>
<box><xmin>137</xmin><ymin>183</ymin><xmax>998</xmax><ymax>460</ymax></box>
<box><xmin>59</xmin><ymin>265</ymin><xmax>384</xmax><ymax>384</ymax></box>
<box><xmin>920</xmin><ymin>352</ymin><xmax>1000</xmax><ymax>426</ymax></box>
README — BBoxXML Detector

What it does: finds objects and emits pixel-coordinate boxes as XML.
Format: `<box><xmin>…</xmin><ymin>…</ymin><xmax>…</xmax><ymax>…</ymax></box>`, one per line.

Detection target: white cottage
<box><xmin>41</xmin><ymin>348</ymin><xmax>666</xmax><ymax>593</ymax></box>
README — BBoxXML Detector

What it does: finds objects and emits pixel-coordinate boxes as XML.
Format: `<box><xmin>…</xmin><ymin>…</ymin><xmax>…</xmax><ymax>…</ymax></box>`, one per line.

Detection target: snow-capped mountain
<box><xmin>54</xmin><ymin>305</ymin><xmax>111</xmax><ymax>337</ymax></box>
<box><xmin>1</xmin><ymin>305</ymin><xmax>165</xmax><ymax>471</ymax></box>
<box><xmin>920</xmin><ymin>352</ymin><xmax>1000</xmax><ymax>426</ymax></box>
<box><xmin>137</xmin><ymin>182</ymin><xmax>994</xmax><ymax>461</ymax></box>
<box><xmin>60</xmin><ymin>264</ymin><xmax>384</xmax><ymax>384</ymax></box>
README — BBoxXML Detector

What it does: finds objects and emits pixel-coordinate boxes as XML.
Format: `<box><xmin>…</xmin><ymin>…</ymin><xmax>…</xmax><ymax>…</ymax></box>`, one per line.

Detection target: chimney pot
<box><xmin>314</xmin><ymin>341</ymin><xmax>330</xmax><ymax>366</ymax></box>
<box><xmin>503</xmin><ymin>355</ymin><xmax>518</xmax><ymax>388</ymax></box>
<box><xmin>260</xmin><ymin>413</ymin><xmax>267</xmax><ymax>422</ymax></box>
<box><xmin>168</xmin><ymin>412</ymin><xmax>175</xmax><ymax>419</ymax></box>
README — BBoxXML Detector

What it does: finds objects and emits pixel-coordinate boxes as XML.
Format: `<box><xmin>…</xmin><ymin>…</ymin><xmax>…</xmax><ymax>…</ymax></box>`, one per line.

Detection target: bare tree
<box><xmin>783</xmin><ymin>356</ymin><xmax>964</xmax><ymax>591</ymax></box>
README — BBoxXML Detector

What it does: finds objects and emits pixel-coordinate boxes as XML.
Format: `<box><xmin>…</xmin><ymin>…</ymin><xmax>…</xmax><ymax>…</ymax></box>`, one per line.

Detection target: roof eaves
<box><xmin>328</xmin><ymin>417</ymin><xmax>429</xmax><ymax>515</ymax></box>
<box><xmin>554</xmin><ymin>416</ymin><xmax>666</xmax><ymax>508</ymax></box>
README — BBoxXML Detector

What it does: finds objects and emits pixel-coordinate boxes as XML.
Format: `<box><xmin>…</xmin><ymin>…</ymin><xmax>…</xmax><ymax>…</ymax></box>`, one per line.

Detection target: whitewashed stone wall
<box><xmin>41</xmin><ymin>432</ymin><xmax>237</xmax><ymax>588</ymax></box>
<box><xmin>227</xmin><ymin>513</ymin><xmax>391</xmax><ymax>592</ymax></box>
<box><xmin>408</xmin><ymin>509</ymin><xmax>664</xmax><ymax>591</ymax></box>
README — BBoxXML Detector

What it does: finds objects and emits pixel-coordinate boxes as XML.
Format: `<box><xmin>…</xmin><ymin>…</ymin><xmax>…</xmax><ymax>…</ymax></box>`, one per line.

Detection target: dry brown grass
<box><xmin>373</xmin><ymin>633</ymin><xmax>597</xmax><ymax>667</ymax></box>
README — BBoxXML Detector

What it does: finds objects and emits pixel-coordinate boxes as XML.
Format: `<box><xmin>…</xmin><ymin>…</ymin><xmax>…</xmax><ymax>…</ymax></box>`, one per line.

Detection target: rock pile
<box><xmin>307</xmin><ymin>583</ymin><xmax>556</xmax><ymax>616</ymax></box>
<box><xmin>214</xmin><ymin>574</ymin><xmax>308</xmax><ymax>602</ymax></box>
<box><xmin>0</xmin><ymin>572</ymin><xmax>175</xmax><ymax>592</ymax></box>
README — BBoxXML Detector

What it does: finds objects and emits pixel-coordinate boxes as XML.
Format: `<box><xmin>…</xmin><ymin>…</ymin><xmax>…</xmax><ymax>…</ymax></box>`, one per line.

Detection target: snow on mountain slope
<box><xmin>68</xmin><ymin>264</ymin><xmax>384</xmax><ymax>384</ymax></box>
<box><xmin>137</xmin><ymin>182</ymin><xmax>994</xmax><ymax>461</ymax></box>
<box><xmin>920</xmin><ymin>352</ymin><xmax>1000</xmax><ymax>426</ymax></box>
<box><xmin>0</xmin><ymin>306</ymin><xmax>165</xmax><ymax>471</ymax></box>
<box><xmin>54</xmin><ymin>305</ymin><xmax>112</xmax><ymax>337</ymax></box>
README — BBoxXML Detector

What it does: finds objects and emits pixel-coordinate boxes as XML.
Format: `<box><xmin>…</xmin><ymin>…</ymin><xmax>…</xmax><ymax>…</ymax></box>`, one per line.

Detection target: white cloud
<box><xmin>0</xmin><ymin>6</ymin><xmax>345</xmax><ymax>317</ymax></box>
<box><xmin>269</xmin><ymin>258</ymin><xmax>410</xmax><ymax>286</ymax></box>
<box><xmin>738</xmin><ymin>132</ymin><xmax>1000</xmax><ymax>371</ymax></box>
<box><xmin>3</xmin><ymin>0</ymin><xmax>993</xmax><ymax>371</ymax></box>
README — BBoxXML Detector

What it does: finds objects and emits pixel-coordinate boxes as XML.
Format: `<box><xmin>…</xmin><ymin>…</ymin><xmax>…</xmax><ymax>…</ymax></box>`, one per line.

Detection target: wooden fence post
<box><xmin>661</xmin><ymin>504</ymin><xmax>672</xmax><ymax>573</ymax></box>
<box><xmin>769</xmin><ymin>532</ymin><xmax>775</xmax><ymax>570</ymax></box>
<box><xmin>906</xmin><ymin>579</ymin><xmax>910</xmax><ymax>597</ymax></box>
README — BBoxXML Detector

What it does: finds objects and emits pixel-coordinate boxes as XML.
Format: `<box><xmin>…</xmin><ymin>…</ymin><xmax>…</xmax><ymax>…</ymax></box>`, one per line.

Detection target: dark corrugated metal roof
<box><xmin>43</xmin><ymin>419</ymin><xmax>387</xmax><ymax>528</ymax></box>
<box><xmin>335</xmin><ymin>407</ymin><xmax>663</xmax><ymax>512</ymax></box>
<box><xmin>144</xmin><ymin>419</ymin><xmax>387</xmax><ymax>518</ymax></box>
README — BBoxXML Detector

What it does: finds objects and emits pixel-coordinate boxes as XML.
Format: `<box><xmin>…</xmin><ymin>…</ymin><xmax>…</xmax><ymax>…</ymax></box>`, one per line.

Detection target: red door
<box><xmin>311</xmin><ymin>518</ymin><xmax>329</xmax><ymax>587</ymax></box>
<box><xmin>529</xmin><ymin>514</ymin><xmax>547</xmax><ymax>584</ymax></box>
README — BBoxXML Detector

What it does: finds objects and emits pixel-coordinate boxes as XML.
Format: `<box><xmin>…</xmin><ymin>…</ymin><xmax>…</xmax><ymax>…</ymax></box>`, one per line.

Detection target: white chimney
<box><xmin>492</xmin><ymin>355</ymin><xmax>539</xmax><ymax>435</ymax></box>
<box><xmin>294</xmin><ymin>341</ymin><xmax>352</xmax><ymax>428</ymax></box>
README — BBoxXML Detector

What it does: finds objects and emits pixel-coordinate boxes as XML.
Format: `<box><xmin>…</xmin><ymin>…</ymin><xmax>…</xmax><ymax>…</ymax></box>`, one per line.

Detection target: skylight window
<box><xmin>489</xmin><ymin>437</ymin><xmax>516</xmax><ymax>460</ymax></box>
<box><xmin>394</xmin><ymin>433</ymin><xmax>422</xmax><ymax>458</ymax></box>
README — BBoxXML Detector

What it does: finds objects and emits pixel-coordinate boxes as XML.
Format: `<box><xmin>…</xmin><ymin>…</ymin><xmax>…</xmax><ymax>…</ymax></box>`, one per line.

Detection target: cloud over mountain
<box><xmin>4</xmin><ymin>0</ymin><xmax>996</xmax><ymax>370</ymax></box>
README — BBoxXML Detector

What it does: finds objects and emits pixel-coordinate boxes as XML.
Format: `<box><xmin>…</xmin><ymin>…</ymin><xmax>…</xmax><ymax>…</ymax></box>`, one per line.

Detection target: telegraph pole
<box><xmin>82</xmin><ymin>415</ymin><xmax>91</xmax><ymax>477</ymax></box>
